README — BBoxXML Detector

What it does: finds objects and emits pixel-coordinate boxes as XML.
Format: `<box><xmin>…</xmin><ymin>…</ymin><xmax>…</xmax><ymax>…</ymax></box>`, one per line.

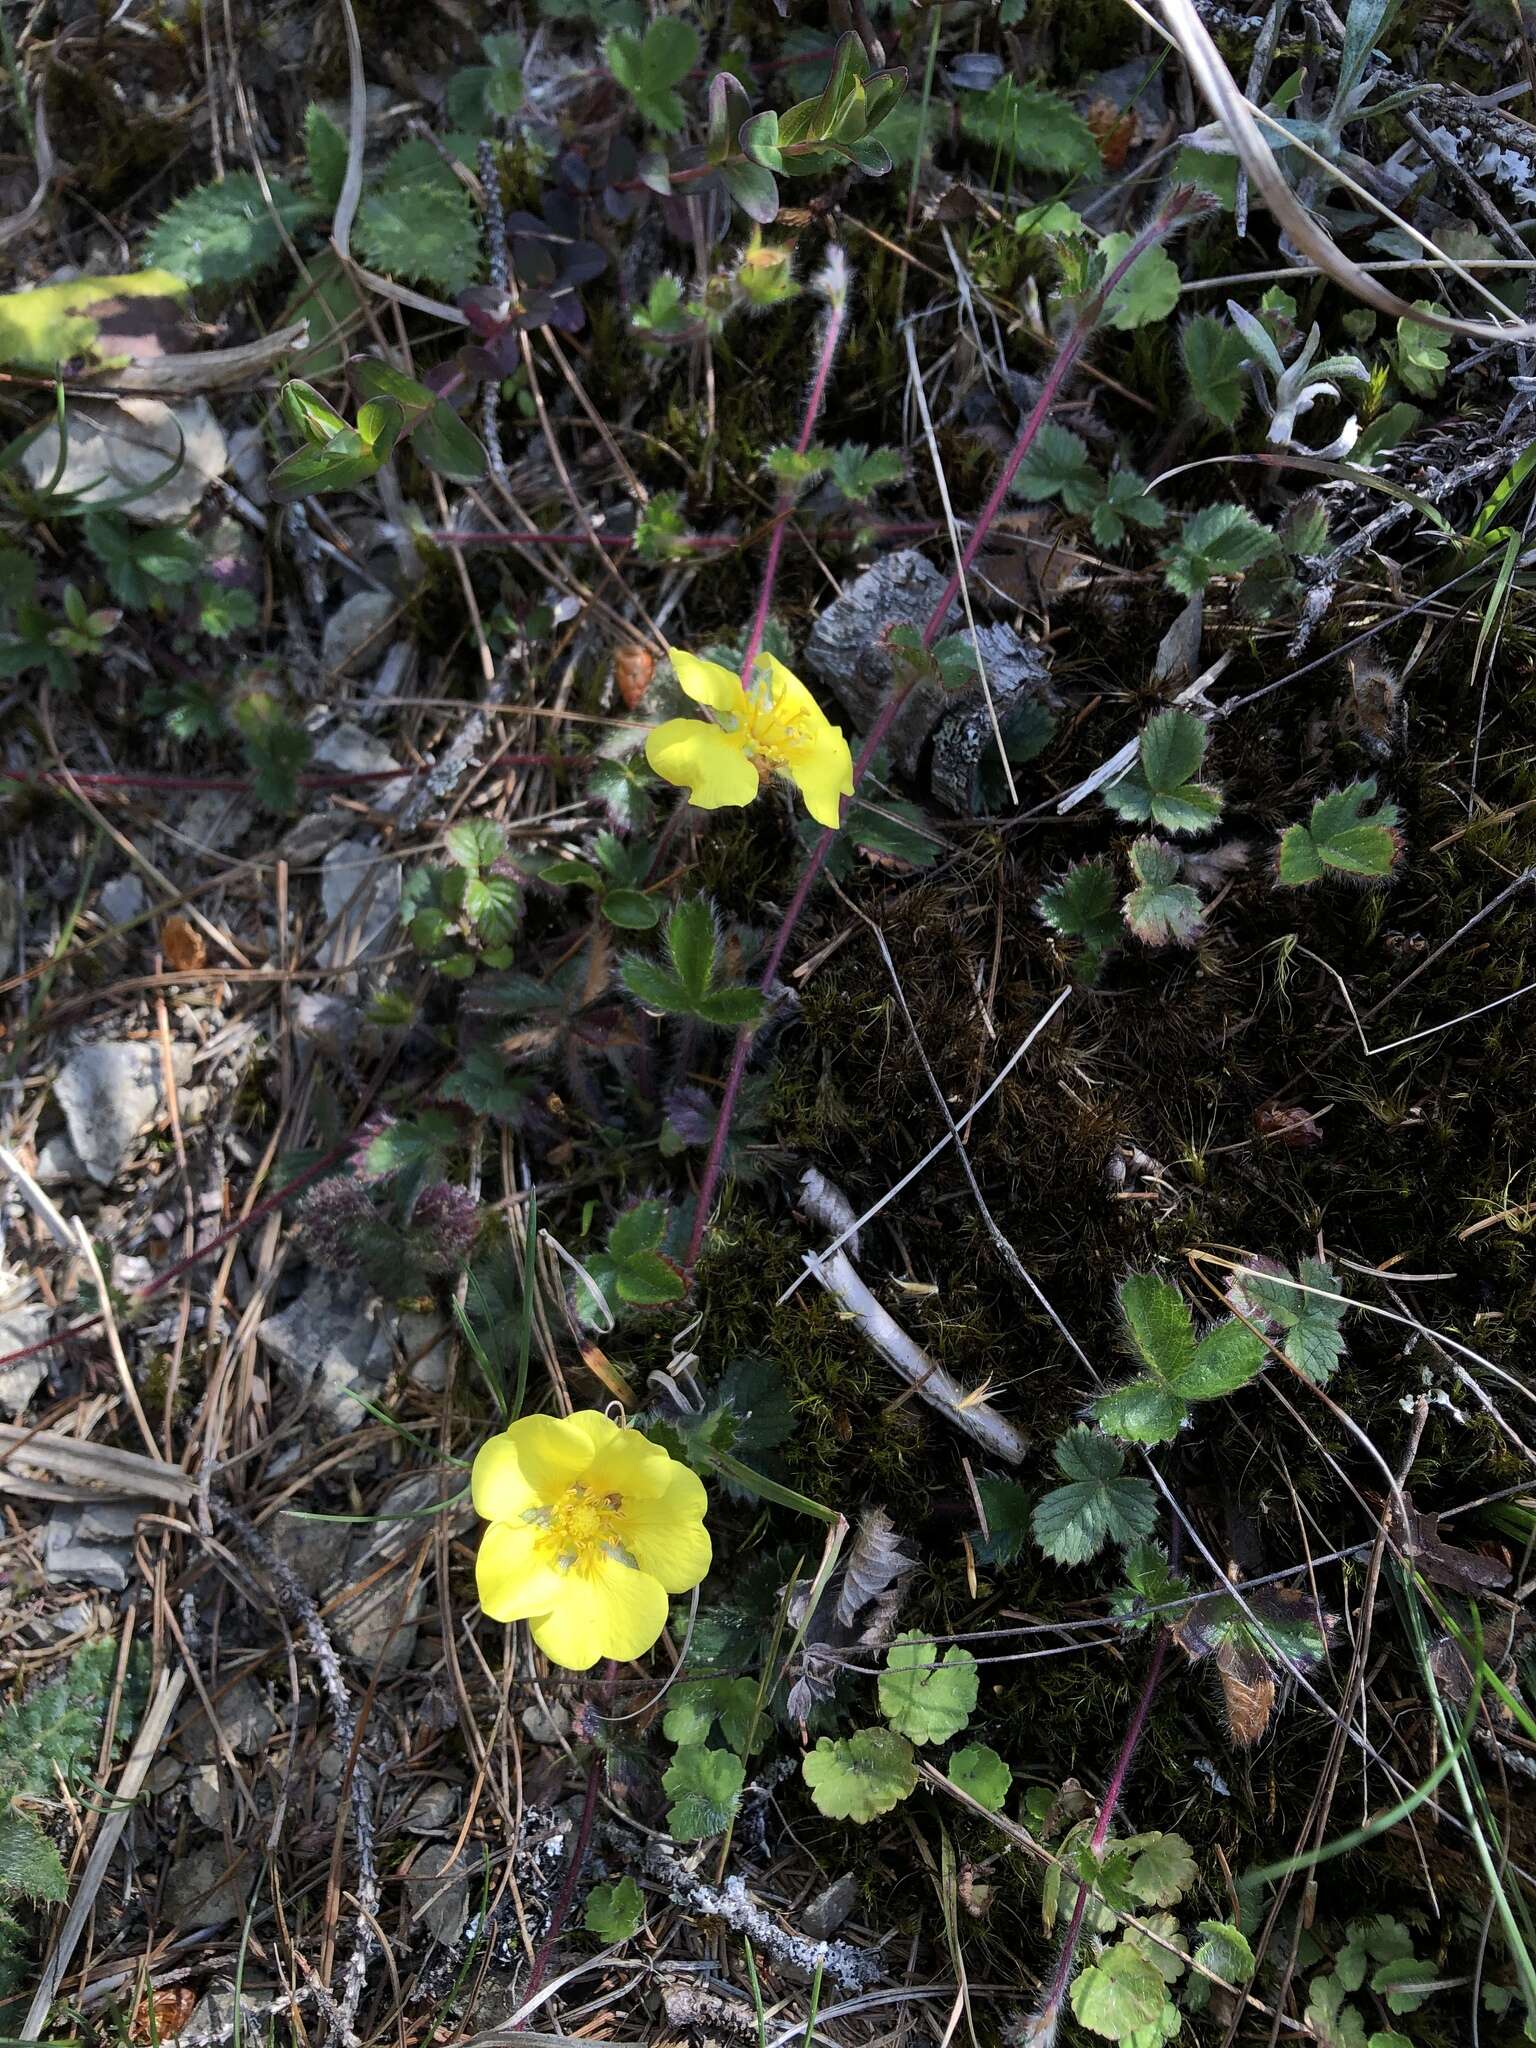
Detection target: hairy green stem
<box><xmin>681</xmin><ymin>192</ymin><xmax>1200</xmax><ymax>1276</ymax></box>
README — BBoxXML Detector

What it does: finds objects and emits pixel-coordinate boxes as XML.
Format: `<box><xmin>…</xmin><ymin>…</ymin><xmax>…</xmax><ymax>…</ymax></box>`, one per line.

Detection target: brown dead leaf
<box><xmin>160</xmin><ymin>916</ymin><xmax>207</xmax><ymax>972</ymax></box>
<box><xmin>1215</xmin><ymin>1636</ymin><xmax>1276</xmax><ymax>1746</ymax></box>
<box><xmin>613</xmin><ymin>644</ymin><xmax>656</xmax><ymax>709</ymax></box>
<box><xmin>130</xmin><ymin>1988</ymin><xmax>197</xmax><ymax>2043</ymax></box>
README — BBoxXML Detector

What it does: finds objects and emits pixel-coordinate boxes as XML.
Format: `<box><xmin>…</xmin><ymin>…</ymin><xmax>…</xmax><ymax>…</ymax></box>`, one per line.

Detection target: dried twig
<box><xmin>639</xmin><ymin>1836</ymin><xmax>885</xmax><ymax>1991</ymax></box>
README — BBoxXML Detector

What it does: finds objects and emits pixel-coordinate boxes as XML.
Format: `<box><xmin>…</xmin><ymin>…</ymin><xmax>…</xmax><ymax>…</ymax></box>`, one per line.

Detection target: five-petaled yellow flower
<box><xmin>645</xmin><ymin>646</ymin><xmax>854</xmax><ymax>830</ymax></box>
<box><xmin>473</xmin><ymin>1409</ymin><xmax>710</xmax><ymax>1671</ymax></box>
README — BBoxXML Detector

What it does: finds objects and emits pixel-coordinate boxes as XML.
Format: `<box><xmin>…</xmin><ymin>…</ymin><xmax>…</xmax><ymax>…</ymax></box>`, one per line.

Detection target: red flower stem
<box><xmin>681</xmin><ymin>194</ymin><xmax>1198</xmax><ymax>1277</ymax></box>
<box><xmin>1036</xmin><ymin>1633</ymin><xmax>1171</xmax><ymax>2029</ymax></box>
<box><xmin>522</xmin><ymin>1709</ymin><xmax>607</xmax><ymax>2003</ymax></box>
<box><xmin>739</xmin><ymin>272</ymin><xmax>849</xmax><ymax>682</ymax></box>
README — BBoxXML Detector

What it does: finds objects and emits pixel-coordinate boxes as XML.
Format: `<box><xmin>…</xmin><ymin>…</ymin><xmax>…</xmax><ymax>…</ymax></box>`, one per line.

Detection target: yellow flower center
<box><xmin>526</xmin><ymin>1481</ymin><xmax>633</xmax><ymax>1575</ymax></box>
<box><xmin>737</xmin><ymin>658</ymin><xmax>806</xmax><ymax>773</ymax></box>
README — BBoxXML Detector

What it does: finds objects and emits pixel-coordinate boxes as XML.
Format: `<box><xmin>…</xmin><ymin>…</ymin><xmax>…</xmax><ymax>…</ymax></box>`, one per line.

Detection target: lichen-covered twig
<box><xmin>640</xmin><ymin>1837</ymin><xmax>885</xmax><ymax>1991</ymax></box>
<box><xmin>806</xmin><ymin>1247</ymin><xmax>1028</xmax><ymax>1466</ymax></box>
<box><xmin>211</xmin><ymin>1497</ymin><xmax>380</xmax><ymax>2045</ymax></box>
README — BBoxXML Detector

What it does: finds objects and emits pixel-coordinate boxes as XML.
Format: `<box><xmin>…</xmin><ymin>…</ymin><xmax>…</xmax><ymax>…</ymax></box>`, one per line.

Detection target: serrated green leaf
<box><xmin>1276</xmin><ymin>780</ymin><xmax>1400</xmax><ymax>887</ymax></box>
<box><xmin>664</xmin><ymin>896</ymin><xmax>718</xmax><ymax>998</ymax></box>
<box><xmin>1181</xmin><ymin>314</ymin><xmax>1250</xmax><ymax>428</ymax></box>
<box><xmin>948</xmin><ymin>1743</ymin><xmax>1011</xmax><ymax>1812</ymax></box>
<box><xmin>584</xmin><ymin>1874</ymin><xmax>644</xmax><ymax>1941</ymax></box>
<box><xmin>1032</xmin><ymin>1427</ymin><xmax>1158</xmax><ymax>1565</ymax></box>
<box><xmin>974</xmin><ymin>1478</ymin><xmax>1032</xmax><ymax>1566</ymax></box>
<box><xmin>694</xmin><ymin>986</ymin><xmax>767</xmax><ymax>1028</ymax></box>
<box><xmin>614</xmin><ymin>1249</ymin><xmax>684</xmax><ymax>1305</ymax></box>
<box><xmin>1070</xmin><ymin>1940</ymin><xmax>1170</xmax><ymax>2038</ymax></box>
<box><xmin>1172</xmin><ymin>1317</ymin><xmax>1266</xmax><ymax>1400</ymax></box>
<box><xmin>878</xmin><ymin>1633</ymin><xmax>977</xmax><ymax>1744</ymax></box>
<box><xmin>1371</xmin><ymin>1956</ymin><xmax>1437</xmax><ymax>2015</ymax></box>
<box><xmin>463</xmin><ymin>872</ymin><xmax>520</xmax><ymax>946</ymax></box>
<box><xmin>445</xmin><ymin>819</ymin><xmax>506</xmax><ymax>870</ymax></box>
<box><xmin>1093</xmin><ymin>1381</ymin><xmax>1188</xmax><ymax>1445</ymax></box>
<box><xmin>606</xmin><ymin>19</ymin><xmax>700</xmax><ymax>134</ymax></box>
<box><xmin>960</xmin><ymin>78</ymin><xmax>1098</xmax><ymax>176</ymax></box>
<box><xmin>1193</xmin><ymin>1919</ymin><xmax>1255</xmax><ymax>1983</ymax></box>
<box><xmin>1100</xmin><ymin>234</ymin><xmax>1181</xmax><ymax>332</ymax></box>
<box><xmin>1395</xmin><ymin>301</ymin><xmax>1449</xmax><ymax>398</ymax></box>
<box><xmin>356</xmin><ymin>153</ymin><xmax>481</xmax><ymax>294</ymax></box>
<box><xmin>1120</xmin><ymin>1273</ymin><xmax>1196</xmax><ymax>1382</ymax></box>
<box><xmin>1092</xmin><ymin>468</ymin><xmax>1166</xmax><ymax>549</ymax></box>
<box><xmin>196</xmin><ymin>581</ymin><xmax>259</xmax><ymax>640</ymax></box>
<box><xmin>662</xmin><ymin>1744</ymin><xmax>743</xmax><ymax>1841</ymax></box>
<box><xmin>1126</xmin><ymin>1831</ymin><xmax>1196</xmax><ymax>1907</ymax></box>
<box><xmin>1013</xmin><ymin>422</ymin><xmax>1099</xmax><ymax>515</ymax></box>
<box><xmin>608</xmin><ymin>1200</ymin><xmax>667</xmax><ymax>1260</ymax></box>
<box><xmin>440</xmin><ymin>1047</ymin><xmax>532</xmax><ymax>1122</ymax></box>
<box><xmin>620</xmin><ymin>954</ymin><xmax>691</xmax><ymax>1013</ymax></box>
<box><xmin>802</xmin><ymin>1727</ymin><xmax>916</xmax><ymax>1821</ymax></box>
<box><xmin>1038</xmin><ymin>859</ymin><xmax>1121</xmax><ymax>968</ymax></box>
<box><xmin>1163</xmin><ymin>503</ymin><xmax>1279</xmax><ymax>599</ymax></box>
<box><xmin>1123</xmin><ymin>836</ymin><xmax>1203</xmax><ymax>947</ymax></box>
<box><xmin>1241</xmin><ymin>1257</ymin><xmax>1346</xmax><ymax>1383</ymax></box>
<box><xmin>0</xmin><ymin>1810</ymin><xmax>67</xmax><ymax>1904</ymax></box>
<box><xmin>305</xmin><ymin>105</ymin><xmax>349</xmax><ymax>211</ymax></box>
<box><xmin>146</xmin><ymin>174</ymin><xmax>321</xmax><ymax>287</ymax></box>
<box><xmin>1105</xmin><ymin>710</ymin><xmax>1223</xmax><ymax>837</ymax></box>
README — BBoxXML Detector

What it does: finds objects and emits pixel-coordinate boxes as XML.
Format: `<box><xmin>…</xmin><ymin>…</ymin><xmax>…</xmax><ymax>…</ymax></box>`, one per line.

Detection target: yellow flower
<box><xmin>473</xmin><ymin>1409</ymin><xmax>710</xmax><ymax>1671</ymax></box>
<box><xmin>645</xmin><ymin>646</ymin><xmax>855</xmax><ymax>830</ymax></box>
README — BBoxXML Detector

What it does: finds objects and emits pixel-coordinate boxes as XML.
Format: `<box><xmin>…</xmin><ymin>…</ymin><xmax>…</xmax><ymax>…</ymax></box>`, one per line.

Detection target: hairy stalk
<box><xmin>740</xmin><ymin>249</ymin><xmax>851</xmax><ymax>681</ymax></box>
<box><xmin>1031</xmin><ymin>1633</ymin><xmax>1170</xmax><ymax>2039</ymax></box>
<box><xmin>682</xmin><ymin>192</ymin><xmax>1200</xmax><ymax>1274</ymax></box>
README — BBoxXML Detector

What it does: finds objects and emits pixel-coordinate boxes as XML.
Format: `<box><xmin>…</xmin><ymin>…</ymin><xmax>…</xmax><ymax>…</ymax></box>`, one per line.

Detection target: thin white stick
<box><xmin>1304</xmin><ymin>948</ymin><xmax>1536</xmax><ymax>1055</ymax></box>
<box><xmin>776</xmin><ymin>988</ymin><xmax>1071</xmax><ymax>1303</ymax></box>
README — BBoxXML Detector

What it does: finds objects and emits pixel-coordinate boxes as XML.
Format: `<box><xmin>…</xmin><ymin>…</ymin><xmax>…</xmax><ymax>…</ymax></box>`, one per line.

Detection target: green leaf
<box><xmin>1126</xmin><ymin>1831</ymin><xmax>1196</xmax><ymax>1907</ymax></box>
<box><xmin>364</xmin><ymin>1110</ymin><xmax>456</xmax><ymax>1187</ymax></box>
<box><xmin>1181</xmin><ymin>313</ymin><xmax>1251</xmax><ymax>428</ymax></box>
<box><xmin>283</xmin><ymin>377</ymin><xmax>350</xmax><ymax>445</ymax></box>
<box><xmin>305</xmin><ymin>104</ymin><xmax>349</xmax><ymax>211</ymax></box>
<box><xmin>463</xmin><ymin>872</ymin><xmax>520</xmax><ymax>946</ymax></box>
<box><xmin>1163</xmin><ymin>503</ymin><xmax>1279</xmax><ymax>599</ymax></box>
<box><xmin>195</xmin><ymin>581</ymin><xmax>258</xmax><ymax>639</ymax></box>
<box><xmin>445</xmin><ymin>819</ymin><xmax>506</xmax><ymax>870</ymax></box>
<box><xmin>146</xmin><ymin>174</ymin><xmax>321</xmax><ymax>287</ymax></box>
<box><xmin>0</xmin><ymin>1810</ymin><xmax>67</xmax><ymax>1904</ymax></box>
<box><xmin>662</xmin><ymin>1744</ymin><xmax>744</xmax><ymax>1841</ymax></box>
<box><xmin>601</xmin><ymin>887</ymin><xmax>660</xmax><ymax>930</ymax></box>
<box><xmin>268</xmin><ymin>429</ymin><xmax>379</xmax><ymax>502</ymax></box>
<box><xmin>608</xmin><ymin>1200</ymin><xmax>667</xmax><ymax>1260</ymax></box>
<box><xmin>1094</xmin><ymin>1381</ymin><xmax>1189</xmax><ymax>1445</ymax></box>
<box><xmin>1276</xmin><ymin>780</ymin><xmax>1400</xmax><ymax>886</ymax></box>
<box><xmin>1193</xmin><ymin>1920</ymin><xmax>1255</xmax><ymax>1983</ymax></box>
<box><xmin>1395</xmin><ymin>301</ymin><xmax>1449</xmax><ymax>397</ymax></box>
<box><xmin>802</xmin><ymin>1727</ymin><xmax>916</xmax><ymax>1822</ymax></box>
<box><xmin>356</xmin><ymin>147</ymin><xmax>481</xmax><ymax>294</ymax></box>
<box><xmin>1032</xmin><ymin>1427</ymin><xmax>1158</xmax><ymax>1565</ymax></box>
<box><xmin>666</xmin><ymin>896</ymin><xmax>719</xmax><ymax>998</ymax></box>
<box><xmin>1038</xmin><ymin>859</ymin><xmax>1121</xmax><ymax>971</ymax></box>
<box><xmin>1123</xmin><ymin>836</ymin><xmax>1203</xmax><ymax>947</ymax></box>
<box><xmin>1172</xmin><ymin>1317</ymin><xmax>1266</xmax><ymax>1400</ymax></box>
<box><xmin>440</xmin><ymin>1047</ymin><xmax>533</xmax><ymax>1122</ymax></box>
<box><xmin>878</xmin><ymin>1633</ymin><xmax>978</xmax><ymax>1745</ymax></box>
<box><xmin>974</xmin><ymin>1478</ymin><xmax>1033</xmax><ymax>1566</ymax></box>
<box><xmin>1120</xmin><ymin>1273</ymin><xmax>1196</xmax><ymax>1382</ymax></box>
<box><xmin>693</xmin><ymin>986</ymin><xmax>767</xmax><ymax>1028</ymax></box>
<box><xmin>414</xmin><ymin>401</ymin><xmax>487</xmax><ymax>482</ymax></box>
<box><xmin>722</xmin><ymin>158</ymin><xmax>780</xmax><ymax>225</ymax></box>
<box><xmin>827</xmin><ymin>443</ymin><xmax>905</xmax><ymax>503</ymax></box>
<box><xmin>1103</xmin><ymin>710</ymin><xmax>1223</xmax><ymax>837</ymax></box>
<box><xmin>584</xmin><ymin>1874</ymin><xmax>644</xmax><ymax>1941</ymax></box>
<box><xmin>83</xmin><ymin>512</ymin><xmax>203</xmax><ymax>610</ymax></box>
<box><xmin>1239</xmin><ymin>1257</ymin><xmax>1346</xmax><ymax>1383</ymax></box>
<box><xmin>613</xmin><ymin>1250</ymin><xmax>684</xmax><ymax>1306</ymax></box>
<box><xmin>1070</xmin><ymin>1940</ymin><xmax>1170</xmax><ymax>2039</ymax></box>
<box><xmin>0</xmin><ymin>542</ymin><xmax>37</xmax><ymax>612</ymax></box>
<box><xmin>1092</xmin><ymin>468</ymin><xmax>1166</xmax><ymax>549</ymax></box>
<box><xmin>1013</xmin><ymin>422</ymin><xmax>1099</xmax><ymax>515</ymax></box>
<box><xmin>606</xmin><ymin>19</ymin><xmax>700</xmax><ymax>134</ymax></box>
<box><xmin>948</xmin><ymin>1743</ymin><xmax>1011</xmax><ymax>1812</ymax></box>
<box><xmin>960</xmin><ymin>78</ymin><xmax>1098</xmax><ymax>176</ymax></box>
<box><xmin>1100</xmin><ymin>233</ymin><xmax>1181</xmax><ymax>332</ymax></box>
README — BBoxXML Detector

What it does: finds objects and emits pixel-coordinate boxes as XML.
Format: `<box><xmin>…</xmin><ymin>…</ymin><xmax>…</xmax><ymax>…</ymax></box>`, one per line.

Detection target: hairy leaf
<box><xmin>1122</xmin><ymin>837</ymin><xmax>1203</xmax><ymax>946</ymax></box>
<box><xmin>662</xmin><ymin>1744</ymin><xmax>743</xmax><ymax>1841</ymax></box>
<box><xmin>146</xmin><ymin>174</ymin><xmax>320</xmax><ymax>287</ymax></box>
<box><xmin>1032</xmin><ymin>1427</ymin><xmax>1158</xmax><ymax>1565</ymax></box>
<box><xmin>1276</xmin><ymin>780</ymin><xmax>1400</xmax><ymax>886</ymax></box>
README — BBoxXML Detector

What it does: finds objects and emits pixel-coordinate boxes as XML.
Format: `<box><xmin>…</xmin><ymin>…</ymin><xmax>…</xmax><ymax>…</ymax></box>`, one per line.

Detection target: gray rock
<box><xmin>161</xmin><ymin>1842</ymin><xmax>248</xmax><ymax>1928</ymax></box>
<box><xmin>407</xmin><ymin>1841</ymin><xmax>473</xmax><ymax>1945</ymax></box>
<box><xmin>801</xmin><ymin>1872</ymin><xmax>859</xmax><ymax>1939</ymax></box>
<box><xmin>322</xmin><ymin>591</ymin><xmax>397</xmax><ymax>677</ymax></box>
<box><xmin>53</xmin><ymin>1041</ymin><xmax>162</xmax><ymax>1185</ymax></box>
<box><xmin>98</xmin><ymin>873</ymin><xmax>149</xmax><ymax>926</ymax></box>
<box><xmin>269</xmin><ymin>1507</ymin><xmax>352</xmax><ymax>1595</ymax></box>
<box><xmin>180</xmin><ymin>1983</ymin><xmax>267</xmax><ymax>2046</ymax></box>
<box><xmin>333</xmin><ymin>1470</ymin><xmax>467</xmax><ymax>1670</ymax></box>
<box><xmin>803</xmin><ymin>549</ymin><xmax>1053</xmax><ymax>812</ymax></box>
<box><xmin>185</xmin><ymin>1677</ymin><xmax>274</xmax><ymax>1759</ymax></box>
<box><xmin>188</xmin><ymin>1762</ymin><xmax>223</xmax><ymax>1828</ymax></box>
<box><xmin>179</xmin><ymin>791</ymin><xmax>254</xmax><ymax>855</ymax></box>
<box><xmin>292</xmin><ymin>991</ymin><xmax>361</xmax><ymax>1058</ymax></box>
<box><xmin>256</xmin><ymin>1270</ymin><xmax>391</xmax><ymax>1436</ymax></box>
<box><xmin>312</xmin><ymin>721</ymin><xmax>408</xmax><ymax>812</ymax></box>
<box><xmin>396</xmin><ymin>1308</ymin><xmax>451</xmax><ymax>1390</ymax></box>
<box><xmin>320</xmin><ymin>839</ymin><xmax>401</xmax><ymax>972</ymax></box>
<box><xmin>42</xmin><ymin>1502</ymin><xmax>139</xmax><ymax>1589</ymax></box>
<box><xmin>398</xmin><ymin>1779</ymin><xmax>461</xmax><ymax>1834</ymax></box>
<box><xmin>33</xmin><ymin>1132</ymin><xmax>87</xmax><ymax>1185</ymax></box>
<box><xmin>0</xmin><ymin>1302</ymin><xmax>49</xmax><ymax>1417</ymax></box>
<box><xmin>23</xmin><ymin>396</ymin><xmax>228</xmax><ymax>525</ymax></box>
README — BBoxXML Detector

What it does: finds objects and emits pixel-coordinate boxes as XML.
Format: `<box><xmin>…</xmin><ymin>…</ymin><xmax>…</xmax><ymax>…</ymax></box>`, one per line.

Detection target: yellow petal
<box><xmin>477</xmin><ymin>1521</ymin><xmax>566</xmax><ymax>1622</ymax></box>
<box><xmin>585</xmin><ymin>1425</ymin><xmax>677</xmax><ymax>1502</ymax></box>
<box><xmin>563</xmin><ymin>1409</ymin><xmax>621</xmax><ymax>1460</ymax></box>
<box><xmin>785</xmin><ymin>722</ymin><xmax>855</xmax><ymax>829</ymax></box>
<box><xmin>645</xmin><ymin>718</ymin><xmax>760</xmax><ymax>812</ymax></box>
<box><xmin>751</xmin><ymin>650</ymin><xmax>826</xmax><ymax>729</ymax></box>
<box><xmin>529</xmin><ymin>1554</ymin><xmax>670</xmax><ymax>1670</ymax></box>
<box><xmin>668</xmin><ymin>646</ymin><xmax>748</xmax><ymax>714</ymax></box>
<box><xmin>471</xmin><ymin>1413</ymin><xmax>594</xmax><ymax>1520</ymax></box>
<box><xmin>619</xmin><ymin>1463</ymin><xmax>712</xmax><ymax>1594</ymax></box>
